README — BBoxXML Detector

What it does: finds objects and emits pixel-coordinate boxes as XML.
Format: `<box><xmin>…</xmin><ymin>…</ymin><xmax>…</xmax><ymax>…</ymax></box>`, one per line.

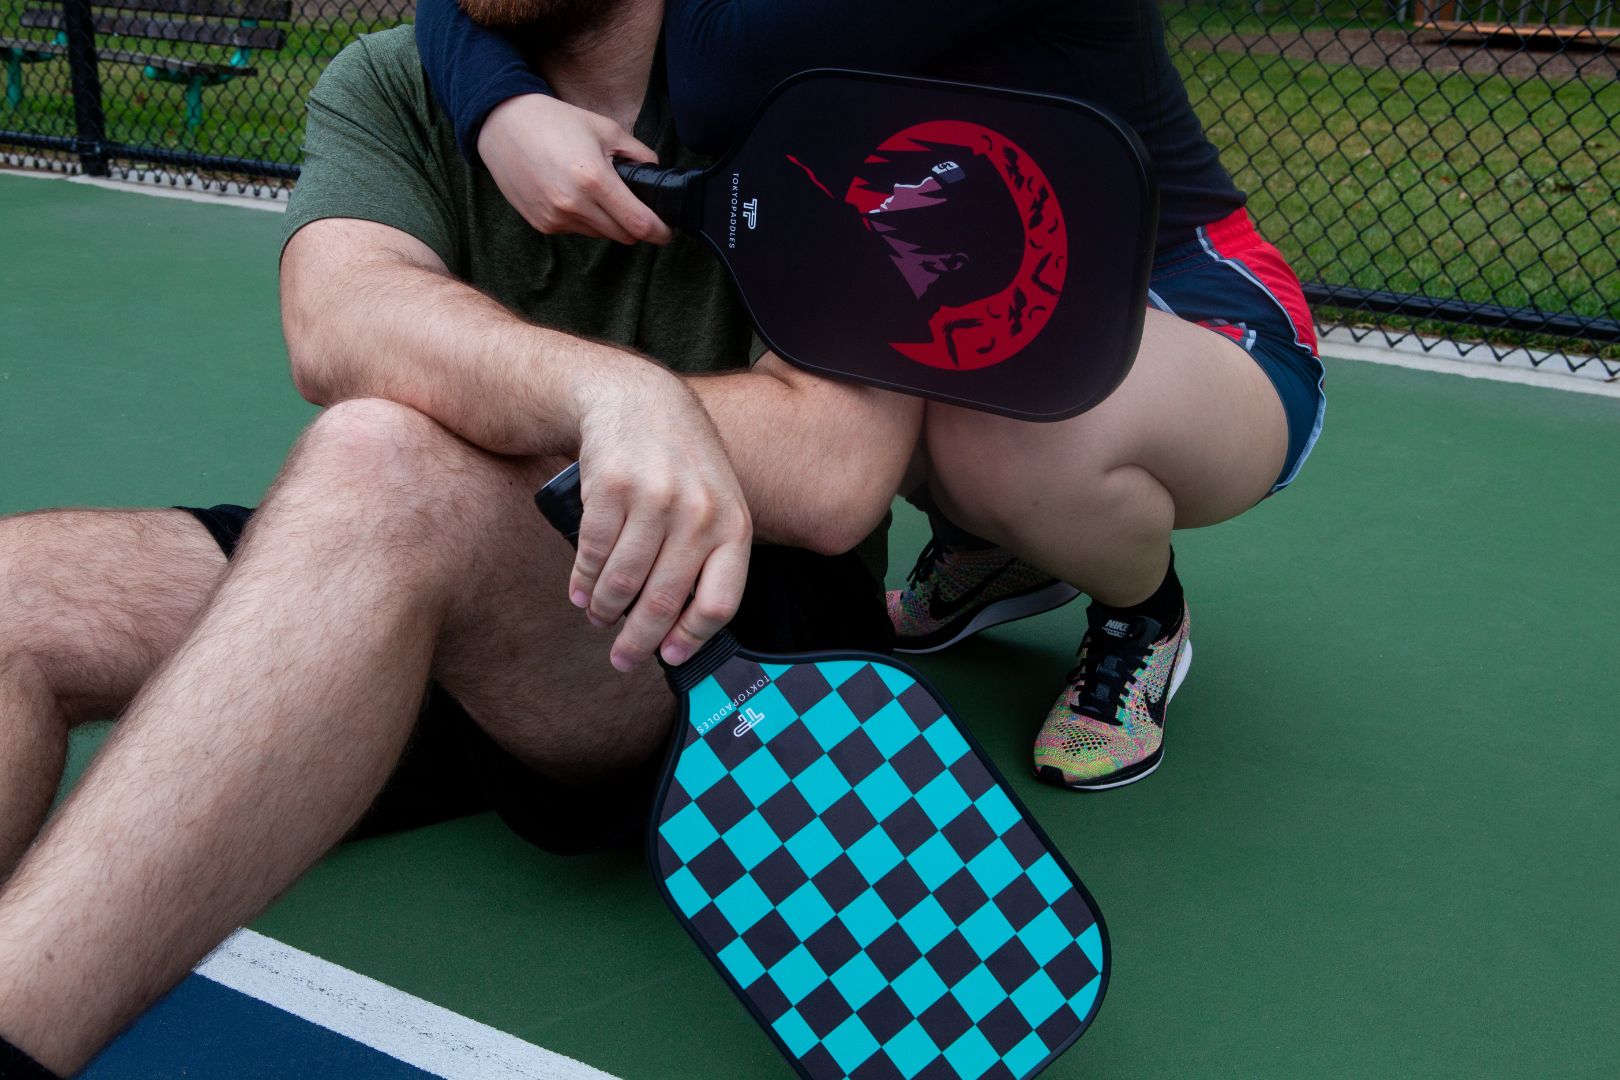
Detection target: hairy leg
<box><xmin>0</xmin><ymin>399</ymin><xmax>664</xmax><ymax>1074</ymax></box>
<box><xmin>923</xmin><ymin>310</ymin><xmax>1290</xmax><ymax>605</ymax></box>
<box><xmin>429</xmin><ymin>466</ymin><xmax>674</xmax><ymax>786</ymax></box>
<box><xmin>0</xmin><ymin>509</ymin><xmax>225</xmax><ymax>878</ymax></box>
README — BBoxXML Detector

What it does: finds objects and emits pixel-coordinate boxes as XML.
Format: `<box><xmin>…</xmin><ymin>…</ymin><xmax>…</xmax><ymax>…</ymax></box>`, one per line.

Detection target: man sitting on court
<box><xmin>0</xmin><ymin>1</ymin><xmax>914</xmax><ymax>1074</ymax></box>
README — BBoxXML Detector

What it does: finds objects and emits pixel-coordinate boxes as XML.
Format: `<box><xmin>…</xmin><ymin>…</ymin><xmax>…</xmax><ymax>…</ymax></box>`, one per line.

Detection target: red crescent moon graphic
<box><xmin>844</xmin><ymin>120</ymin><xmax>1067</xmax><ymax>372</ymax></box>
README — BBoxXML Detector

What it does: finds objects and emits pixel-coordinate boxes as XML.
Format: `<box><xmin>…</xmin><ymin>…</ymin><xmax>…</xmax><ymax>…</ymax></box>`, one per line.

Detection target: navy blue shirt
<box><xmin>414</xmin><ymin>0</ymin><xmax>1245</xmax><ymax>248</ymax></box>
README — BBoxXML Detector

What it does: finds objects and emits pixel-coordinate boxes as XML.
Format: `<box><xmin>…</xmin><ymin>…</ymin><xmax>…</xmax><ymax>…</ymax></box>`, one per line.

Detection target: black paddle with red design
<box><xmin>615</xmin><ymin>68</ymin><xmax>1157</xmax><ymax>422</ymax></box>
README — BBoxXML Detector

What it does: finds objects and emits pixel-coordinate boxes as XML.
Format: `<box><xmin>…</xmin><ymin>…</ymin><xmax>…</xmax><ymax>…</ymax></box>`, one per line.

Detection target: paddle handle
<box><xmin>535</xmin><ymin>463</ymin><xmax>739</xmax><ymax>690</ymax></box>
<box><xmin>613</xmin><ymin>161</ymin><xmax>705</xmax><ymax>234</ymax></box>
<box><xmin>534</xmin><ymin>461</ymin><xmax>585</xmax><ymax>545</ymax></box>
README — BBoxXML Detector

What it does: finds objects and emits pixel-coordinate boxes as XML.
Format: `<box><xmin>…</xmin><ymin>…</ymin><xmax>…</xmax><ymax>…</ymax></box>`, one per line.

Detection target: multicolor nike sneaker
<box><xmin>1033</xmin><ymin>603</ymin><xmax>1192</xmax><ymax>790</ymax></box>
<box><xmin>885</xmin><ymin>539</ymin><xmax>1081</xmax><ymax>654</ymax></box>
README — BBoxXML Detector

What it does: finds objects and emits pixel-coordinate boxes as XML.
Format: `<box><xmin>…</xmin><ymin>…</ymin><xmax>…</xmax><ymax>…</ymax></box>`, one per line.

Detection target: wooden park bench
<box><xmin>1413</xmin><ymin>1</ymin><xmax>1620</xmax><ymax>48</ymax></box>
<box><xmin>2</xmin><ymin>0</ymin><xmax>289</xmax><ymax>130</ymax></box>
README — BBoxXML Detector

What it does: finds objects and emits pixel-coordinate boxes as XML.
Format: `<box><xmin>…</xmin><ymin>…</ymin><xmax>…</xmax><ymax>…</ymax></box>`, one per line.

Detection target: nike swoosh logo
<box><xmin>927</xmin><ymin>561</ymin><xmax>1016</xmax><ymax>623</ymax></box>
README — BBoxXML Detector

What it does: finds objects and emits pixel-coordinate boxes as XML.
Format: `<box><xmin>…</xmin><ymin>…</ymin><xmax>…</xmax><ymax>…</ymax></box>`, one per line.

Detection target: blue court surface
<box><xmin>87</xmin><ymin>973</ymin><xmax>438</xmax><ymax>1080</ymax></box>
<box><xmin>82</xmin><ymin>932</ymin><xmax>615</xmax><ymax>1080</ymax></box>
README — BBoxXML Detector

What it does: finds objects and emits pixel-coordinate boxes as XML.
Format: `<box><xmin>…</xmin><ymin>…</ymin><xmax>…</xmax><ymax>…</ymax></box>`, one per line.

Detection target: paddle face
<box><xmin>534</xmin><ymin>463</ymin><xmax>1109</xmax><ymax>1078</ymax></box>
<box><xmin>652</xmin><ymin>647</ymin><xmax>1109</xmax><ymax>1080</ymax></box>
<box><xmin>700</xmin><ymin>69</ymin><xmax>1157</xmax><ymax>422</ymax></box>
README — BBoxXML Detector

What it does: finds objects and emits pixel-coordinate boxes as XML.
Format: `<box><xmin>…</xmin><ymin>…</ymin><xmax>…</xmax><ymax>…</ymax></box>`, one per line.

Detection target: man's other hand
<box><xmin>569</xmin><ymin>359</ymin><xmax>751</xmax><ymax>671</ymax></box>
<box><xmin>478</xmin><ymin>94</ymin><xmax>675</xmax><ymax>246</ymax></box>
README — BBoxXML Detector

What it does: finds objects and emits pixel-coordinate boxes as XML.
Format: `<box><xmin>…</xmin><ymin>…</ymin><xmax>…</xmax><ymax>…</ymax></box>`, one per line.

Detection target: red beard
<box><xmin>456</xmin><ymin>0</ymin><xmax>617</xmax><ymax>34</ymax></box>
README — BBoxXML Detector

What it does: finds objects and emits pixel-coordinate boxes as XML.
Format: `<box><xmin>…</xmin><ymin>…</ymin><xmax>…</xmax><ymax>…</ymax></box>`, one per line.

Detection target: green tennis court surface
<box><xmin>3</xmin><ymin>171</ymin><xmax>1618</xmax><ymax>1078</ymax></box>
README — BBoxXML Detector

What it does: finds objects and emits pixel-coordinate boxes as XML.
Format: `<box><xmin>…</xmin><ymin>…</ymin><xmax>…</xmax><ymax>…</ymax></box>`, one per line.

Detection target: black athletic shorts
<box><xmin>182</xmin><ymin>503</ymin><xmax>893</xmax><ymax>856</ymax></box>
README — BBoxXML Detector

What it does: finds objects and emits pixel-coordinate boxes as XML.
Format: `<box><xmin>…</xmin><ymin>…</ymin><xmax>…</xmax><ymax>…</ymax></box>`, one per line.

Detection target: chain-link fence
<box><xmin>0</xmin><ymin>0</ymin><xmax>407</xmax><ymax>183</ymax></box>
<box><xmin>1169</xmin><ymin>0</ymin><xmax>1619</xmax><ymax>372</ymax></box>
<box><xmin>3</xmin><ymin>0</ymin><xmax>1617</xmax><ymax>371</ymax></box>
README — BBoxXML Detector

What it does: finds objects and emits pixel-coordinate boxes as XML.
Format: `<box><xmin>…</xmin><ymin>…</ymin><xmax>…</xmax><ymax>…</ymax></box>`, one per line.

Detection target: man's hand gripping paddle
<box><xmin>537</xmin><ymin>463</ymin><xmax>1110</xmax><ymax>1080</ymax></box>
<box><xmin>615</xmin><ymin>69</ymin><xmax>1157</xmax><ymax>422</ymax></box>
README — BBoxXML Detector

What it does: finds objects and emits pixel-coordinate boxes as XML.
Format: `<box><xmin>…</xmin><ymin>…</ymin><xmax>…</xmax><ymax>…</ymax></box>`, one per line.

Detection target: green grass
<box><xmin>1170</xmin><ymin>0</ymin><xmax>1409</xmax><ymax>36</ymax></box>
<box><xmin>1174</xmin><ymin>41</ymin><xmax>1620</xmax><ymax>324</ymax></box>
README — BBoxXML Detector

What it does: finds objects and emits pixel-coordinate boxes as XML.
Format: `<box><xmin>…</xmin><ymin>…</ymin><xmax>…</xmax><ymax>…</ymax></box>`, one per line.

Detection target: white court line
<box><xmin>1318</xmin><ymin>327</ymin><xmax>1620</xmax><ymax>400</ymax></box>
<box><xmin>68</xmin><ymin>173</ymin><xmax>290</xmax><ymax>212</ymax></box>
<box><xmin>1</xmin><ymin>163</ymin><xmax>287</xmax><ymax>212</ymax></box>
<box><xmin>0</xmin><ymin>164</ymin><xmax>71</xmax><ymax>182</ymax></box>
<box><xmin>196</xmin><ymin>929</ymin><xmax>622</xmax><ymax>1080</ymax></box>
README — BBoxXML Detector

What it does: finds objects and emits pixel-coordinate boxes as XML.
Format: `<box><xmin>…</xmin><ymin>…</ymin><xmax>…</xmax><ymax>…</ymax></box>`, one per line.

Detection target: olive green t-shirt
<box><xmin>283</xmin><ymin>26</ymin><xmax>886</xmax><ymax>579</ymax></box>
<box><xmin>284</xmin><ymin>25</ymin><xmax>756</xmax><ymax>374</ymax></box>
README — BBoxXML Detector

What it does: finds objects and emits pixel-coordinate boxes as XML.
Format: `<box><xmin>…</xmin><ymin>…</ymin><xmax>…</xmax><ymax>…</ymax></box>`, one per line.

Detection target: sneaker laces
<box><xmin>1064</xmin><ymin>619</ymin><xmax>1160</xmax><ymax>725</ymax></box>
<box><xmin>905</xmin><ymin>538</ymin><xmax>944</xmax><ymax>590</ymax></box>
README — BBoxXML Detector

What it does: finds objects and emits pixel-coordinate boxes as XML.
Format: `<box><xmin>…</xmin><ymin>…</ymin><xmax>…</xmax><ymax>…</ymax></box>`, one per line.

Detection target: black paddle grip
<box><xmin>534</xmin><ymin>461</ymin><xmax>585</xmax><ymax>543</ymax></box>
<box><xmin>534</xmin><ymin>462</ymin><xmax>740</xmax><ymax>688</ymax></box>
<box><xmin>613</xmin><ymin>161</ymin><xmax>705</xmax><ymax>234</ymax></box>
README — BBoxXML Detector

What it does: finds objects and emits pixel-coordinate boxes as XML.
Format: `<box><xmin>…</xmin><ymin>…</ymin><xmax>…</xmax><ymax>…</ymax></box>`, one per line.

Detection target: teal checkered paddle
<box><xmin>537</xmin><ymin>464</ymin><xmax>1108</xmax><ymax>1080</ymax></box>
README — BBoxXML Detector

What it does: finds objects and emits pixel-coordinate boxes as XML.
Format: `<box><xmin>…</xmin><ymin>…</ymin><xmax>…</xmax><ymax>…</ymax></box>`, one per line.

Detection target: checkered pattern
<box><xmin>656</xmin><ymin>653</ymin><xmax>1106</xmax><ymax>1080</ymax></box>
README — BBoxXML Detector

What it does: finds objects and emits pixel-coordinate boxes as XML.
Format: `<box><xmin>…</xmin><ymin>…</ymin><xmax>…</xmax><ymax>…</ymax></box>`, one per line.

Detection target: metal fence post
<box><xmin>59</xmin><ymin>0</ymin><xmax>108</xmax><ymax>175</ymax></box>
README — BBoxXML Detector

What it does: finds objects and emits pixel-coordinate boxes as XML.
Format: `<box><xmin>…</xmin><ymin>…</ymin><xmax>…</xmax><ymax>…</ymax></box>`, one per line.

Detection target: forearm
<box><xmin>281</xmin><ymin>219</ymin><xmax>648</xmax><ymax>458</ymax></box>
<box><xmin>283</xmin><ymin>221</ymin><xmax>913</xmax><ymax>552</ymax></box>
<box><xmin>415</xmin><ymin>0</ymin><xmax>551</xmax><ymax>162</ymax></box>
<box><xmin>687</xmin><ymin>358</ymin><xmax>921</xmax><ymax>554</ymax></box>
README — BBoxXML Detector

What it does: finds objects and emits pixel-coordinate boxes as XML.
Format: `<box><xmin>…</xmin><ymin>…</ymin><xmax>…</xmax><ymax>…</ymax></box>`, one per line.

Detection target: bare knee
<box><xmin>922</xmin><ymin>404</ymin><xmax>1127</xmax><ymax>543</ymax></box>
<box><xmin>0</xmin><ymin>511</ymin><xmax>219</xmax><ymax>725</ymax></box>
<box><xmin>0</xmin><ymin>531</ymin><xmax>51</xmax><ymax>712</ymax></box>
<box><xmin>260</xmin><ymin>400</ymin><xmax>533</xmax><ymax>600</ymax></box>
<box><xmin>0</xmin><ymin>516</ymin><xmax>79</xmax><ymax>707</ymax></box>
<box><xmin>280</xmin><ymin>399</ymin><xmax>516</xmax><ymax>533</ymax></box>
<box><xmin>293</xmin><ymin>398</ymin><xmax>472</xmax><ymax>493</ymax></box>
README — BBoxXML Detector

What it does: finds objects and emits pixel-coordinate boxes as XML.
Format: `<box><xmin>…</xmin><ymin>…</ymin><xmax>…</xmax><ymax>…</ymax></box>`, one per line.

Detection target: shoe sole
<box><xmin>1038</xmin><ymin>638</ymin><xmax>1193</xmax><ymax>792</ymax></box>
<box><xmin>895</xmin><ymin>580</ymin><xmax>1083</xmax><ymax>655</ymax></box>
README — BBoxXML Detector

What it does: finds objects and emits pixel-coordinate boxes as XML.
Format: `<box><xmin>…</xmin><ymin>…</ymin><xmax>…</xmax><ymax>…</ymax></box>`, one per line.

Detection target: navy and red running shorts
<box><xmin>1148</xmin><ymin>209</ymin><xmax>1326</xmax><ymax>493</ymax></box>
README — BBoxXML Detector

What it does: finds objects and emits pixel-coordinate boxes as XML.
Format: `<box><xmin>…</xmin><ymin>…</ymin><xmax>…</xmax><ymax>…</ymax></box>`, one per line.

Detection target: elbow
<box><xmin>795</xmin><ymin>459</ymin><xmax>902</xmax><ymax>558</ymax></box>
<box><xmin>289</xmin><ymin>358</ymin><xmax>328</xmax><ymax>407</ymax></box>
<box><xmin>281</xmin><ymin>269</ymin><xmax>327</xmax><ymax>406</ymax></box>
<box><xmin>280</xmin><ymin>273</ymin><xmax>337</xmax><ymax>406</ymax></box>
<box><xmin>283</xmin><ymin>327</ymin><xmax>333</xmax><ymax>406</ymax></box>
<box><xmin>740</xmin><ymin>367</ymin><xmax>919</xmax><ymax>555</ymax></box>
<box><xmin>799</xmin><ymin>519</ymin><xmax>883</xmax><ymax>560</ymax></box>
<box><xmin>790</xmin><ymin>397</ymin><xmax>919</xmax><ymax>556</ymax></box>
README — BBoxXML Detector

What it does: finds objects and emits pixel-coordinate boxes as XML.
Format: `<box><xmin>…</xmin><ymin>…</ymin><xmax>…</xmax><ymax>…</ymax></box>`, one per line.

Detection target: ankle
<box><xmin>1087</xmin><ymin>551</ymin><xmax>1183</xmax><ymax>636</ymax></box>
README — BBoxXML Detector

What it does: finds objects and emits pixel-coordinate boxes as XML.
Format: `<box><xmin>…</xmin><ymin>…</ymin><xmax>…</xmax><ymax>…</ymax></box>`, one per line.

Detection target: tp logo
<box><xmin>742</xmin><ymin>198</ymin><xmax>759</xmax><ymax>229</ymax></box>
<box><xmin>733</xmin><ymin>707</ymin><xmax>765</xmax><ymax>737</ymax></box>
